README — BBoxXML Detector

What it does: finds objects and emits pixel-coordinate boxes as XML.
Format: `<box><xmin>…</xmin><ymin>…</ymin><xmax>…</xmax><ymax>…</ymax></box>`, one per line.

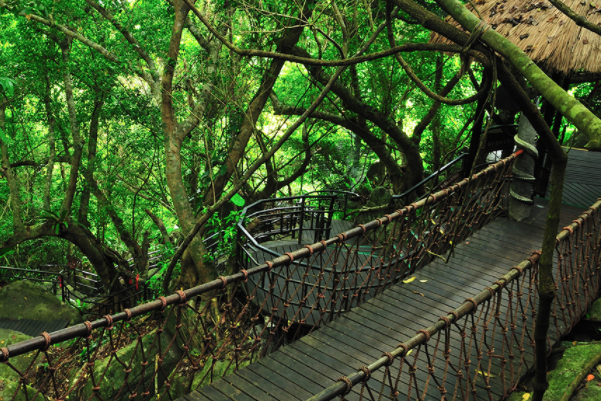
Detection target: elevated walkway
<box><xmin>2</xmin><ymin>150</ymin><xmax>600</xmax><ymax>401</ymax></box>
<box><xmin>185</xmin><ymin>200</ymin><xmax>585</xmax><ymax>401</ymax></box>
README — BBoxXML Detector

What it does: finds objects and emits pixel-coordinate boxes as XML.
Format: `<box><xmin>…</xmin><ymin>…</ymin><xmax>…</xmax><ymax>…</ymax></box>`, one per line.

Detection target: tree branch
<box><xmin>547</xmin><ymin>0</ymin><xmax>601</xmax><ymax>36</ymax></box>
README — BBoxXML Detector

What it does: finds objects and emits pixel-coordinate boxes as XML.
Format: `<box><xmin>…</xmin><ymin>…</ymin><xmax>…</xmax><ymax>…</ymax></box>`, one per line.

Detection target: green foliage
<box><xmin>0</xmin><ymin>0</ymin><xmax>589</xmax><ymax>288</ymax></box>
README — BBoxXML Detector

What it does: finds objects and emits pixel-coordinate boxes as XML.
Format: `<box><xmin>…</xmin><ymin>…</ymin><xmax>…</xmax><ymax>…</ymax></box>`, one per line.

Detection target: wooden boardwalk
<box><xmin>546</xmin><ymin>148</ymin><xmax>601</xmax><ymax>208</ymax></box>
<box><xmin>0</xmin><ymin>318</ymin><xmax>69</xmax><ymax>337</ymax></box>
<box><xmin>180</xmin><ymin>200</ymin><xmax>586</xmax><ymax>401</ymax></box>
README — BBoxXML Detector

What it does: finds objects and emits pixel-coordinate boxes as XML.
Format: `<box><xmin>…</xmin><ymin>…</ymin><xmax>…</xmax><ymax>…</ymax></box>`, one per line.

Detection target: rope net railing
<box><xmin>307</xmin><ymin>197</ymin><xmax>601</xmax><ymax>401</ymax></box>
<box><xmin>0</xmin><ymin>152</ymin><xmax>520</xmax><ymax>401</ymax></box>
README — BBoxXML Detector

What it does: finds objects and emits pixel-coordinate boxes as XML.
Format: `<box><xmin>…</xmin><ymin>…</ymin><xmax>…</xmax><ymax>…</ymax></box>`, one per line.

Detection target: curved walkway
<box><xmin>183</xmin><ymin>200</ymin><xmax>585</xmax><ymax>401</ymax></box>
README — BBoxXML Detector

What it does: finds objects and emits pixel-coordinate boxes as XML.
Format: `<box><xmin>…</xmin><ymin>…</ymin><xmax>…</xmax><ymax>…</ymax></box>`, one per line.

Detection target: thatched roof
<box><xmin>430</xmin><ymin>0</ymin><xmax>601</xmax><ymax>75</ymax></box>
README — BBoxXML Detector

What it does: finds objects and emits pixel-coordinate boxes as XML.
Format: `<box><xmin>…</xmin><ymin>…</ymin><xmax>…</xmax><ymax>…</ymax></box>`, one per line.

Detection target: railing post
<box><xmin>60</xmin><ymin>275</ymin><xmax>66</xmax><ymax>302</ymax></box>
<box><xmin>298</xmin><ymin>197</ymin><xmax>305</xmax><ymax>245</ymax></box>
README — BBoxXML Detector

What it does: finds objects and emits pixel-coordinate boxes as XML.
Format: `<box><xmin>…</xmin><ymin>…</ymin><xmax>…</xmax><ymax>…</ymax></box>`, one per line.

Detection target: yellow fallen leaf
<box><xmin>0</xmin><ymin>341</ymin><xmax>4</xmax><ymax>344</ymax></box>
<box><xmin>406</xmin><ymin>349</ymin><xmax>412</xmax><ymax>356</ymax></box>
<box><xmin>403</xmin><ymin>277</ymin><xmax>416</xmax><ymax>284</ymax></box>
<box><xmin>411</xmin><ymin>290</ymin><xmax>425</xmax><ymax>296</ymax></box>
<box><xmin>24</xmin><ymin>297</ymin><xmax>27</xmax><ymax>300</ymax></box>
<box><xmin>522</xmin><ymin>394</ymin><xmax>530</xmax><ymax>401</ymax></box>
<box><xmin>419</xmin><ymin>280</ymin><xmax>428</xmax><ymax>283</ymax></box>
<box><xmin>476</xmin><ymin>369</ymin><xmax>496</xmax><ymax>378</ymax></box>
<box><xmin>573</xmin><ymin>341</ymin><xmax>578</xmax><ymax>345</ymax></box>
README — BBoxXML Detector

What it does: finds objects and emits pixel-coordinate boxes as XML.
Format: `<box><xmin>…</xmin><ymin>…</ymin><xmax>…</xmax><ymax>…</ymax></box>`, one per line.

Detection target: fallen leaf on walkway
<box><xmin>411</xmin><ymin>290</ymin><xmax>425</xmax><ymax>296</ymax></box>
<box><xmin>587</xmin><ymin>374</ymin><xmax>595</xmax><ymax>382</ymax></box>
<box><xmin>476</xmin><ymin>369</ymin><xmax>496</xmax><ymax>378</ymax></box>
<box><xmin>420</xmin><ymin>280</ymin><xmax>428</xmax><ymax>283</ymax></box>
<box><xmin>403</xmin><ymin>277</ymin><xmax>416</xmax><ymax>284</ymax></box>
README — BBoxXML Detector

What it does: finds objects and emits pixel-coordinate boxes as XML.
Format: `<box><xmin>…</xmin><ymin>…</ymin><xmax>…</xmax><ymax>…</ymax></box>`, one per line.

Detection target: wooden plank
<box><xmin>216</xmin><ymin>371</ymin><xmax>279</xmax><ymax>401</ymax></box>
<box><xmin>209</xmin><ymin>379</ymin><xmax>257</xmax><ymax>401</ymax></box>
<box><xmin>197</xmin><ymin>383</ymin><xmax>231</xmax><ymax>400</ymax></box>
<box><xmin>255</xmin><ymin>356</ymin><xmax>322</xmax><ymax>398</ymax></box>
<box><xmin>182</xmin><ymin>391</ymin><xmax>205</xmax><ymax>400</ymax></box>
<box><xmin>233</xmin><ymin>367</ymin><xmax>299</xmax><ymax>401</ymax></box>
<box><xmin>237</xmin><ymin>363</ymin><xmax>304</xmax><ymax>400</ymax></box>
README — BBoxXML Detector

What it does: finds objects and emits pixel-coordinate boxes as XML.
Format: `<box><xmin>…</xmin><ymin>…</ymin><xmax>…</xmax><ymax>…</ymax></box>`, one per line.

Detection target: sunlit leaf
<box><xmin>230</xmin><ymin>193</ymin><xmax>246</xmax><ymax>207</ymax></box>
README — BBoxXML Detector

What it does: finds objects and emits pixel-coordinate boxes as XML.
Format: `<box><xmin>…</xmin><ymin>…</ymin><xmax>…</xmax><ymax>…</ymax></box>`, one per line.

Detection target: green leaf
<box><xmin>230</xmin><ymin>193</ymin><xmax>245</xmax><ymax>207</ymax></box>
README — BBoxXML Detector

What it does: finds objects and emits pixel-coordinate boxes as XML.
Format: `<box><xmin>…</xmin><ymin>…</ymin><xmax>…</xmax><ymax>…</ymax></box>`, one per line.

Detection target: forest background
<box><xmin>0</xmin><ymin>0</ymin><xmax>599</xmax><ymax>296</ymax></box>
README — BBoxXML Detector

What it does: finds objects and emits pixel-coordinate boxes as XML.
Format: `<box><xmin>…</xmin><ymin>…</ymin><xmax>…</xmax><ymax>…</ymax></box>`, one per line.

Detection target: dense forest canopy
<box><xmin>0</xmin><ymin>0</ymin><xmax>599</xmax><ymax>293</ymax></box>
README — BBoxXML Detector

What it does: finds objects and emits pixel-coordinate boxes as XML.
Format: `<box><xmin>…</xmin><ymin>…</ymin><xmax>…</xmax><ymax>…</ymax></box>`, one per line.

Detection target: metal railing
<box><xmin>348</xmin><ymin>153</ymin><xmax>468</xmax><ymax>224</ymax></box>
<box><xmin>0</xmin><ymin>265</ymin><xmax>66</xmax><ymax>300</ymax></box>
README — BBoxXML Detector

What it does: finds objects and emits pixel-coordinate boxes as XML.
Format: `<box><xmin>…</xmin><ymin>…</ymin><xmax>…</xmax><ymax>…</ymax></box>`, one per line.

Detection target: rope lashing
<box><xmin>460</xmin><ymin>20</ymin><xmax>491</xmax><ymax>55</ymax></box>
<box><xmin>337</xmin><ymin>376</ymin><xmax>353</xmax><ymax>395</ymax></box>
<box><xmin>510</xmin><ymin>134</ymin><xmax>539</xmax><ymax>204</ymax></box>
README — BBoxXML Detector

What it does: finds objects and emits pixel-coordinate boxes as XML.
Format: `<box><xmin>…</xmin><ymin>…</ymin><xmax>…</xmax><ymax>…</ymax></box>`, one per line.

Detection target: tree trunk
<box><xmin>43</xmin><ymin>79</ymin><xmax>56</xmax><ymax>211</ymax></box>
<box><xmin>79</xmin><ymin>95</ymin><xmax>104</xmax><ymax>227</ymax></box>
<box><xmin>0</xmin><ymin>104</ymin><xmax>25</xmax><ymax>234</ymax></box>
<box><xmin>532</xmin><ymin>159</ymin><xmax>567</xmax><ymax>401</ymax></box>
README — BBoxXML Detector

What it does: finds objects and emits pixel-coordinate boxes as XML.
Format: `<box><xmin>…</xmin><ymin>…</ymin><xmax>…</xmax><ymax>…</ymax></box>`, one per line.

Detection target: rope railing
<box><xmin>307</xmin><ymin>196</ymin><xmax>601</xmax><ymax>401</ymax></box>
<box><xmin>0</xmin><ymin>152</ymin><xmax>521</xmax><ymax>401</ymax></box>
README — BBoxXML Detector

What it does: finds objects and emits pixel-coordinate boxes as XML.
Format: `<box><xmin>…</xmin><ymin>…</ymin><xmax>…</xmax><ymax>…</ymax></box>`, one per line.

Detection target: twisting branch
<box><xmin>385</xmin><ymin>2</ymin><xmax>491</xmax><ymax>105</ymax></box>
<box><xmin>21</xmin><ymin>12</ymin><xmax>119</xmax><ymax>63</ymax></box>
<box><xmin>182</xmin><ymin>0</ymin><xmax>488</xmax><ymax>67</ymax></box>
<box><xmin>162</xmin><ymin>64</ymin><xmax>349</xmax><ymax>292</ymax></box>
<box><xmin>547</xmin><ymin>0</ymin><xmax>601</xmax><ymax>36</ymax></box>
<box><xmin>163</xmin><ymin>5</ymin><xmax>402</xmax><ymax>291</ymax></box>
<box><xmin>84</xmin><ymin>0</ymin><xmax>158</xmax><ymax>77</ymax></box>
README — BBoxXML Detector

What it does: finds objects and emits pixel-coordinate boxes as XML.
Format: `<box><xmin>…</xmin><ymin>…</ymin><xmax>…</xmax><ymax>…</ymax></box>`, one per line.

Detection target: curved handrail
<box><xmin>238</xmin><ymin>194</ymin><xmax>340</xmax><ymax>261</ymax></box>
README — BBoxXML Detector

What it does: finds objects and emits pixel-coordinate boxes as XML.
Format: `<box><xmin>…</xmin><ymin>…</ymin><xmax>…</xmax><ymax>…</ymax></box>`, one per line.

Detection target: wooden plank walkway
<box><xmin>0</xmin><ymin>318</ymin><xmax>69</xmax><ymax>337</ymax></box>
<box><xmin>546</xmin><ymin>148</ymin><xmax>601</xmax><ymax>208</ymax></box>
<box><xmin>179</xmin><ymin>200</ymin><xmax>587</xmax><ymax>401</ymax></box>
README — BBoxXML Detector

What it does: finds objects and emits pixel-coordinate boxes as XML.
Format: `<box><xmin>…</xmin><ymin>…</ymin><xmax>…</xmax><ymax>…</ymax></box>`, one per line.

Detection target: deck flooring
<box><xmin>0</xmin><ymin>318</ymin><xmax>69</xmax><ymax>337</ymax></box>
<box><xmin>180</xmin><ymin>199</ymin><xmax>590</xmax><ymax>401</ymax></box>
<box><xmin>545</xmin><ymin>148</ymin><xmax>601</xmax><ymax>208</ymax></box>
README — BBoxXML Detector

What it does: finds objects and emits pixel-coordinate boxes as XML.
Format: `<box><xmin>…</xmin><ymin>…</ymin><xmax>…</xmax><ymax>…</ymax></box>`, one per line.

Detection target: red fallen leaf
<box><xmin>587</xmin><ymin>374</ymin><xmax>595</xmax><ymax>381</ymax></box>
